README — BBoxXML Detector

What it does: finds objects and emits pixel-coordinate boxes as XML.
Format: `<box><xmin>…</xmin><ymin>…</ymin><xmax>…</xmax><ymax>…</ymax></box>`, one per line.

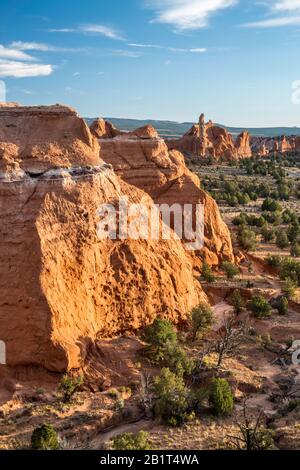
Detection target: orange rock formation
<box><xmin>0</xmin><ymin>105</ymin><xmax>207</xmax><ymax>372</ymax></box>
<box><xmin>167</xmin><ymin>115</ymin><xmax>252</xmax><ymax>161</ymax></box>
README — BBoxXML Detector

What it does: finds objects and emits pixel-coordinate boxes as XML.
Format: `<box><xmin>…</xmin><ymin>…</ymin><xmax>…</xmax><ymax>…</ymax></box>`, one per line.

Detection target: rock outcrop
<box><xmin>167</xmin><ymin>115</ymin><xmax>252</xmax><ymax>161</ymax></box>
<box><xmin>0</xmin><ymin>105</ymin><xmax>205</xmax><ymax>372</ymax></box>
<box><xmin>90</xmin><ymin>118</ymin><xmax>120</xmax><ymax>139</ymax></box>
<box><xmin>0</xmin><ymin>105</ymin><xmax>100</xmax><ymax>178</ymax></box>
<box><xmin>251</xmin><ymin>135</ymin><xmax>298</xmax><ymax>155</ymax></box>
<box><xmin>98</xmin><ymin>132</ymin><xmax>234</xmax><ymax>266</ymax></box>
<box><xmin>235</xmin><ymin>131</ymin><xmax>252</xmax><ymax>159</ymax></box>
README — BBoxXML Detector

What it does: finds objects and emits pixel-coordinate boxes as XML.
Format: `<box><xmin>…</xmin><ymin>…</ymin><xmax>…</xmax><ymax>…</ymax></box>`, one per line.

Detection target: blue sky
<box><xmin>1</xmin><ymin>0</ymin><xmax>300</xmax><ymax>126</ymax></box>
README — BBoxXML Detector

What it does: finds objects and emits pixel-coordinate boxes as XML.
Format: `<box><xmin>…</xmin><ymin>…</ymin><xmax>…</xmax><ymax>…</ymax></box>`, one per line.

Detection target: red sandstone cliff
<box><xmin>0</xmin><ymin>105</ymin><xmax>206</xmax><ymax>372</ymax></box>
<box><xmin>97</xmin><ymin>128</ymin><xmax>234</xmax><ymax>266</ymax></box>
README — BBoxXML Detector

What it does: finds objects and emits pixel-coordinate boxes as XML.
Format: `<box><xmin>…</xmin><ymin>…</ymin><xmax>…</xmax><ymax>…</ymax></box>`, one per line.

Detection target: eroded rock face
<box><xmin>0</xmin><ymin>105</ymin><xmax>100</xmax><ymax>178</ymax></box>
<box><xmin>0</xmin><ymin>105</ymin><xmax>205</xmax><ymax>372</ymax></box>
<box><xmin>167</xmin><ymin>117</ymin><xmax>252</xmax><ymax>161</ymax></box>
<box><xmin>99</xmin><ymin>134</ymin><xmax>234</xmax><ymax>266</ymax></box>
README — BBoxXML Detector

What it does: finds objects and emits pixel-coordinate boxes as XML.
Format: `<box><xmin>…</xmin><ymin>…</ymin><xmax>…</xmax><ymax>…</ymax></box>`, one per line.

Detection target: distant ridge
<box><xmin>85</xmin><ymin>117</ymin><xmax>300</xmax><ymax>139</ymax></box>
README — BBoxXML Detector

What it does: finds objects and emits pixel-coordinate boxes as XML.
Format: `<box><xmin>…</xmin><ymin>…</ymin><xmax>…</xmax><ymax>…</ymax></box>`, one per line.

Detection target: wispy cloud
<box><xmin>242</xmin><ymin>0</ymin><xmax>300</xmax><ymax>28</ymax></box>
<box><xmin>0</xmin><ymin>60</ymin><xmax>53</xmax><ymax>78</ymax></box>
<box><xmin>128</xmin><ymin>43</ymin><xmax>206</xmax><ymax>53</ymax></box>
<box><xmin>144</xmin><ymin>0</ymin><xmax>237</xmax><ymax>31</ymax></box>
<box><xmin>10</xmin><ymin>41</ymin><xmax>88</xmax><ymax>53</ymax></box>
<box><xmin>48</xmin><ymin>24</ymin><xmax>124</xmax><ymax>40</ymax></box>
<box><xmin>0</xmin><ymin>44</ymin><xmax>35</xmax><ymax>61</ymax></box>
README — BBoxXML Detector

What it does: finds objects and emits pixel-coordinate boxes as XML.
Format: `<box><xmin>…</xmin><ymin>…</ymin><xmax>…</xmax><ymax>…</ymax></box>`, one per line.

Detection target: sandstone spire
<box><xmin>198</xmin><ymin>113</ymin><xmax>207</xmax><ymax>157</ymax></box>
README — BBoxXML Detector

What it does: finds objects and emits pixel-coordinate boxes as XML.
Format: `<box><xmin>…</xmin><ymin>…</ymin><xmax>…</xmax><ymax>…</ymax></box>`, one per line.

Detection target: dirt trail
<box><xmin>88</xmin><ymin>419</ymin><xmax>153</xmax><ymax>449</ymax></box>
<box><xmin>212</xmin><ymin>301</ymin><xmax>233</xmax><ymax>330</ymax></box>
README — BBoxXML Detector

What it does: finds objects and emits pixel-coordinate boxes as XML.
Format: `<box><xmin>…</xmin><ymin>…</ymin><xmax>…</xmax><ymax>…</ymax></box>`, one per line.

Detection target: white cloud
<box><xmin>0</xmin><ymin>60</ymin><xmax>53</xmax><ymax>78</ymax></box>
<box><xmin>243</xmin><ymin>15</ymin><xmax>300</xmax><ymax>28</ymax></box>
<box><xmin>242</xmin><ymin>0</ymin><xmax>300</xmax><ymax>28</ymax></box>
<box><xmin>0</xmin><ymin>44</ymin><xmax>34</xmax><ymax>61</ymax></box>
<box><xmin>10</xmin><ymin>41</ymin><xmax>88</xmax><ymax>53</ymax></box>
<box><xmin>273</xmin><ymin>0</ymin><xmax>300</xmax><ymax>11</ymax></box>
<box><xmin>145</xmin><ymin>0</ymin><xmax>237</xmax><ymax>30</ymax></box>
<box><xmin>48</xmin><ymin>24</ymin><xmax>124</xmax><ymax>40</ymax></box>
<box><xmin>128</xmin><ymin>43</ymin><xmax>206</xmax><ymax>53</ymax></box>
<box><xmin>10</xmin><ymin>41</ymin><xmax>52</xmax><ymax>52</ymax></box>
<box><xmin>80</xmin><ymin>24</ymin><xmax>124</xmax><ymax>40</ymax></box>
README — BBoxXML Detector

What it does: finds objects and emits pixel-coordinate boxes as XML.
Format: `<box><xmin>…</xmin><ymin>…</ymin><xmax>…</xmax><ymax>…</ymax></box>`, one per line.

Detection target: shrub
<box><xmin>276</xmin><ymin>230</ymin><xmax>289</xmax><ymax>249</ymax></box>
<box><xmin>282</xmin><ymin>278</ymin><xmax>297</xmax><ymax>300</ymax></box>
<box><xmin>287</xmin><ymin>224</ymin><xmax>300</xmax><ymax>243</ymax></box>
<box><xmin>222</xmin><ymin>262</ymin><xmax>239</xmax><ymax>280</ymax></box>
<box><xmin>112</xmin><ymin>431</ymin><xmax>152</xmax><ymax>450</ymax></box>
<box><xmin>262</xmin><ymin>198</ymin><xmax>282</xmax><ymax>212</ymax></box>
<box><xmin>261</xmin><ymin>225</ymin><xmax>275</xmax><ymax>242</ymax></box>
<box><xmin>31</xmin><ymin>424</ymin><xmax>59</xmax><ymax>450</ymax></box>
<box><xmin>279</xmin><ymin>258</ymin><xmax>300</xmax><ymax>286</ymax></box>
<box><xmin>164</xmin><ymin>343</ymin><xmax>195</xmax><ymax>377</ymax></box>
<box><xmin>59</xmin><ymin>374</ymin><xmax>83</xmax><ymax>403</ymax></box>
<box><xmin>291</xmin><ymin>242</ymin><xmax>300</xmax><ymax>258</ymax></box>
<box><xmin>142</xmin><ymin>318</ymin><xmax>177</xmax><ymax>362</ymax></box>
<box><xmin>237</xmin><ymin>228</ymin><xmax>257</xmax><ymax>251</ymax></box>
<box><xmin>249</xmin><ymin>295</ymin><xmax>272</xmax><ymax>319</ymax></box>
<box><xmin>209</xmin><ymin>378</ymin><xmax>234</xmax><ymax>416</ymax></box>
<box><xmin>265</xmin><ymin>254</ymin><xmax>282</xmax><ymax>268</ymax></box>
<box><xmin>201</xmin><ymin>261</ymin><xmax>215</xmax><ymax>283</ymax></box>
<box><xmin>191</xmin><ymin>303</ymin><xmax>213</xmax><ymax>341</ymax></box>
<box><xmin>152</xmin><ymin>368</ymin><xmax>192</xmax><ymax>426</ymax></box>
<box><xmin>231</xmin><ymin>289</ymin><xmax>245</xmax><ymax>315</ymax></box>
<box><xmin>277</xmin><ymin>296</ymin><xmax>289</xmax><ymax>316</ymax></box>
<box><xmin>108</xmin><ymin>388</ymin><xmax>119</xmax><ymax>399</ymax></box>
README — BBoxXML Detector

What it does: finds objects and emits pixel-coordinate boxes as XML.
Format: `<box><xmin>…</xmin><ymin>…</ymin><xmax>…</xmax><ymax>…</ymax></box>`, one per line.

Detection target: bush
<box><xmin>276</xmin><ymin>230</ymin><xmax>289</xmax><ymax>249</ymax></box>
<box><xmin>201</xmin><ymin>261</ymin><xmax>215</xmax><ymax>283</ymax></box>
<box><xmin>237</xmin><ymin>228</ymin><xmax>257</xmax><ymax>251</ymax></box>
<box><xmin>112</xmin><ymin>431</ymin><xmax>152</xmax><ymax>450</ymax></box>
<box><xmin>231</xmin><ymin>290</ymin><xmax>245</xmax><ymax>315</ymax></box>
<box><xmin>265</xmin><ymin>254</ymin><xmax>282</xmax><ymax>268</ymax></box>
<box><xmin>261</xmin><ymin>225</ymin><xmax>275</xmax><ymax>242</ymax></box>
<box><xmin>249</xmin><ymin>295</ymin><xmax>272</xmax><ymax>319</ymax></box>
<box><xmin>291</xmin><ymin>242</ymin><xmax>300</xmax><ymax>258</ymax></box>
<box><xmin>191</xmin><ymin>303</ymin><xmax>213</xmax><ymax>341</ymax></box>
<box><xmin>209</xmin><ymin>378</ymin><xmax>234</xmax><ymax>416</ymax></box>
<box><xmin>279</xmin><ymin>258</ymin><xmax>300</xmax><ymax>286</ymax></box>
<box><xmin>59</xmin><ymin>374</ymin><xmax>83</xmax><ymax>403</ymax></box>
<box><xmin>287</xmin><ymin>224</ymin><xmax>300</xmax><ymax>243</ymax></box>
<box><xmin>152</xmin><ymin>368</ymin><xmax>192</xmax><ymax>426</ymax></box>
<box><xmin>262</xmin><ymin>198</ymin><xmax>282</xmax><ymax>212</ymax></box>
<box><xmin>222</xmin><ymin>262</ymin><xmax>239</xmax><ymax>280</ymax></box>
<box><xmin>31</xmin><ymin>424</ymin><xmax>59</xmax><ymax>450</ymax></box>
<box><xmin>142</xmin><ymin>318</ymin><xmax>177</xmax><ymax>362</ymax></box>
<box><xmin>282</xmin><ymin>278</ymin><xmax>297</xmax><ymax>300</ymax></box>
<box><xmin>277</xmin><ymin>296</ymin><xmax>289</xmax><ymax>316</ymax></box>
<box><xmin>164</xmin><ymin>343</ymin><xmax>195</xmax><ymax>377</ymax></box>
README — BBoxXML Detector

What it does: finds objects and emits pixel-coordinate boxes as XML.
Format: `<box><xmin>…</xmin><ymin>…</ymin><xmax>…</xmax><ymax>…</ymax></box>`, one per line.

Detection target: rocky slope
<box><xmin>94</xmin><ymin>121</ymin><xmax>234</xmax><ymax>266</ymax></box>
<box><xmin>0</xmin><ymin>105</ymin><xmax>205</xmax><ymax>373</ymax></box>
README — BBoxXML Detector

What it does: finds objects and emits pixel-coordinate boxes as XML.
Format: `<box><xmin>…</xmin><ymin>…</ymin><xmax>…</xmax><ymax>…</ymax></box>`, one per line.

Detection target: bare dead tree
<box><xmin>138</xmin><ymin>372</ymin><xmax>153</xmax><ymax>418</ymax></box>
<box><xmin>215</xmin><ymin>313</ymin><xmax>248</xmax><ymax>368</ymax></box>
<box><xmin>226</xmin><ymin>398</ymin><xmax>274</xmax><ymax>451</ymax></box>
